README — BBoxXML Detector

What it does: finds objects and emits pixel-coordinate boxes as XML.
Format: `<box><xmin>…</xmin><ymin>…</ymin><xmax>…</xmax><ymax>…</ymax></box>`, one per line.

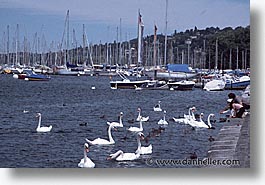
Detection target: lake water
<box><xmin>0</xmin><ymin>74</ymin><xmax>239</xmax><ymax>168</ymax></box>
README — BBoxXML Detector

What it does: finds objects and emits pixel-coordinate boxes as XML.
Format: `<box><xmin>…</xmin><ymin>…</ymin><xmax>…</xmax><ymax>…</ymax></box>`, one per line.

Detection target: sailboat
<box><xmin>109</xmin><ymin>10</ymin><xmax>151</xmax><ymax>89</ymax></box>
<box><xmin>55</xmin><ymin>10</ymin><xmax>82</xmax><ymax>76</ymax></box>
<box><xmin>144</xmin><ymin>0</ymin><xmax>197</xmax><ymax>81</ymax></box>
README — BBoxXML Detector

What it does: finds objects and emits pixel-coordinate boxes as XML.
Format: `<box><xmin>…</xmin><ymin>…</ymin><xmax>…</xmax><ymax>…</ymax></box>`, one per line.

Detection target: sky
<box><xmin>0</xmin><ymin>0</ymin><xmax>249</xmax><ymax>51</ymax></box>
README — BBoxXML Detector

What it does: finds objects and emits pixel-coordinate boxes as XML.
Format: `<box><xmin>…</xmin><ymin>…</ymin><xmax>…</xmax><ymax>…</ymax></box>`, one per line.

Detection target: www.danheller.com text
<box><xmin>145</xmin><ymin>158</ymin><xmax>240</xmax><ymax>167</ymax></box>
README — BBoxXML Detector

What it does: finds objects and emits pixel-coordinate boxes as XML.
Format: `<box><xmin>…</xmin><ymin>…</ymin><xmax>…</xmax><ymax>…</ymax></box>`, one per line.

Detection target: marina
<box><xmin>0</xmin><ymin>0</ymin><xmax>250</xmax><ymax>169</ymax></box>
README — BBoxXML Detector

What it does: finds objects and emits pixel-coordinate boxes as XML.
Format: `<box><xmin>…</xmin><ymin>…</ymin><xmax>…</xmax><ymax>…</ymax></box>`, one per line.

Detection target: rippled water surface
<box><xmin>0</xmin><ymin>74</ymin><xmax>238</xmax><ymax>168</ymax></box>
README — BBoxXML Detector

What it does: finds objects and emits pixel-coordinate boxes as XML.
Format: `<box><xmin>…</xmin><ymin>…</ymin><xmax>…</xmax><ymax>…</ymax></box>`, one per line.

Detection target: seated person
<box><xmin>229</xmin><ymin>100</ymin><xmax>245</xmax><ymax>118</ymax></box>
<box><xmin>220</xmin><ymin>93</ymin><xmax>249</xmax><ymax>114</ymax></box>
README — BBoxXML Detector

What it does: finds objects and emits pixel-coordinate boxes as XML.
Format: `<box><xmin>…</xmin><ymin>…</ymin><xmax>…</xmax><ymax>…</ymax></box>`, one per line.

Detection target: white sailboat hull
<box><xmin>203</xmin><ymin>79</ymin><xmax>225</xmax><ymax>91</ymax></box>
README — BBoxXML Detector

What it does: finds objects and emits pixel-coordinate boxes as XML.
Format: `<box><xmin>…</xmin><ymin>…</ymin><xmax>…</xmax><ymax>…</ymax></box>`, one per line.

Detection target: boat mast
<box><xmin>116</xmin><ymin>26</ymin><xmax>118</xmax><ymax>66</ymax></box>
<box><xmin>82</xmin><ymin>24</ymin><xmax>86</xmax><ymax>66</ymax></box>
<box><xmin>208</xmin><ymin>47</ymin><xmax>211</xmax><ymax>70</ymax></box>
<box><xmin>15</xmin><ymin>24</ymin><xmax>19</xmax><ymax>66</ymax></box>
<box><xmin>236</xmin><ymin>46</ymin><xmax>239</xmax><ymax>69</ymax></box>
<box><xmin>229</xmin><ymin>48</ymin><xmax>232</xmax><ymax>69</ymax></box>
<box><xmin>241</xmin><ymin>50</ymin><xmax>244</xmax><ymax>70</ymax></box>
<box><xmin>7</xmin><ymin>25</ymin><xmax>10</xmax><ymax>65</ymax></box>
<box><xmin>153</xmin><ymin>24</ymin><xmax>157</xmax><ymax>68</ymax></box>
<box><xmin>137</xmin><ymin>9</ymin><xmax>144</xmax><ymax>67</ymax></box>
<box><xmin>60</xmin><ymin>10</ymin><xmax>70</xmax><ymax>67</ymax></box>
<box><xmin>215</xmin><ymin>38</ymin><xmax>218</xmax><ymax>70</ymax></box>
<box><xmin>128</xmin><ymin>33</ymin><xmax>132</xmax><ymax>66</ymax></box>
<box><xmin>164</xmin><ymin>0</ymin><xmax>168</xmax><ymax>66</ymax></box>
<box><xmin>106</xmin><ymin>26</ymin><xmax>110</xmax><ymax>65</ymax></box>
<box><xmin>244</xmin><ymin>49</ymin><xmax>247</xmax><ymax>70</ymax></box>
<box><xmin>119</xmin><ymin>18</ymin><xmax>122</xmax><ymax>66</ymax></box>
<box><xmin>67</xmin><ymin>10</ymin><xmax>70</xmax><ymax>64</ymax></box>
<box><xmin>153</xmin><ymin>24</ymin><xmax>158</xmax><ymax>79</ymax></box>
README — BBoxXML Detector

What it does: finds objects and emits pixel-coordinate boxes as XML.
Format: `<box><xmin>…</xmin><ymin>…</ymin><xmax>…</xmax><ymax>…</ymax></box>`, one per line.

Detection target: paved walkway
<box><xmin>207</xmin><ymin>115</ymin><xmax>250</xmax><ymax>168</ymax></box>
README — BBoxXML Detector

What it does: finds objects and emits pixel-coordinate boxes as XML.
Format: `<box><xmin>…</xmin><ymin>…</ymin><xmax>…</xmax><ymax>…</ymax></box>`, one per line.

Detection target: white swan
<box><xmin>136</xmin><ymin>108</ymin><xmax>149</xmax><ymax>122</ymax></box>
<box><xmin>107</xmin><ymin>112</ymin><xmax>123</xmax><ymax>127</ymax></box>
<box><xmin>172</xmin><ymin>117</ymin><xmax>190</xmax><ymax>124</ymax></box>
<box><xmin>173</xmin><ymin>107</ymin><xmax>196</xmax><ymax>124</ymax></box>
<box><xmin>107</xmin><ymin>150</ymin><xmax>141</xmax><ymax>161</ymax></box>
<box><xmin>36</xmin><ymin>113</ymin><xmax>52</xmax><ymax>132</ymax></box>
<box><xmin>158</xmin><ymin>110</ymin><xmax>168</xmax><ymax>125</ymax></box>
<box><xmin>78</xmin><ymin>143</ymin><xmax>95</xmax><ymax>168</ymax></box>
<box><xmin>136</xmin><ymin>132</ymin><xmax>152</xmax><ymax>155</ymax></box>
<box><xmin>153</xmin><ymin>101</ymin><xmax>162</xmax><ymax>112</ymax></box>
<box><xmin>86</xmin><ymin>123</ymin><xmax>116</xmax><ymax>145</ymax></box>
<box><xmin>134</xmin><ymin>85</ymin><xmax>142</xmax><ymax>91</ymax></box>
<box><xmin>23</xmin><ymin>110</ymin><xmax>29</xmax><ymax>113</ymax></box>
<box><xmin>128</xmin><ymin>117</ymin><xmax>143</xmax><ymax>132</ymax></box>
<box><xmin>107</xmin><ymin>133</ymin><xmax>143</xmax><ymax>161</ymax></box>
<box><xmin>189</xmin><ymin>113</ymin><xmax>215</xmax><ymax>128</ymax></box>
<box><xmin>184</xmin><ymin>107</ymin><xmax>196</xmax><ymax>121</ymax></box>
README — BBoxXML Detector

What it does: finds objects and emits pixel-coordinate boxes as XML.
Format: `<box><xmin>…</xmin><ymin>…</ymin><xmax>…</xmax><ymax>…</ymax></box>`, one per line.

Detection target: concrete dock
<box><xmin>207</xmin><ymin>115</ymin><xmax>250</xmax><ymax>168</ymax></box>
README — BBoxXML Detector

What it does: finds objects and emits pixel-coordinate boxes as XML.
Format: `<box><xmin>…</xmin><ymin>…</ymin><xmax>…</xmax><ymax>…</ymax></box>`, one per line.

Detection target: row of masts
<box><xmin>0</xmin><ymin>5</ymin><xmax>249</xmax><ymax>70</ymax></box>
<box><xmin>0</xmin><ymin>31</ymin><xmax>250</xmax><ymax>71</ymax></box>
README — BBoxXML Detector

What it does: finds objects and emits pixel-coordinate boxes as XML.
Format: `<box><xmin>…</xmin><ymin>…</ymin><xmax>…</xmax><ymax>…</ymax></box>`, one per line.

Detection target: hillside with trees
<box><xmin>136</xmin><ymin>25</ymin><xmax>250</xmax><ymax>70</ymax></box>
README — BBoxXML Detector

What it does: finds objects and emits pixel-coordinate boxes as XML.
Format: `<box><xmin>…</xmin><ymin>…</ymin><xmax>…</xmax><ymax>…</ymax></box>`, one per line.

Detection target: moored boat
<box><xmin>13</xmin><ymin>70</ymin><xmax>51</xmax><ymax>81</ymax></box>
<box><xmin>145</xmin><ymin>64</ymin><xmax>198</xmax><ymax>80</ymax></box>
<box><xmin>167</xmin><ymin>80</ymin><xmax>195</xmax><ymax>91</ymax></box>
<box><xmin>110</xmin><ymin>79</ymin><xmax>151</xmax><ymax>89</ymax></box>
<box><xmin>203</xmin><ymin>79</ymin><xmax>225</xmax><ymax>91</ymax></box>
<box><xmin>140</xmin><ymin>80</ymin><xmax>168</xmax><ymax>90</ymax></box>
<box><xmin>24</xmin><ymin>72</ymin><xmax>51</xmax><ymax>81</ymax></box>
<box><xmin>224</xmin><ymin>76</ymin><xmax>250</xmax><ymax>90</ymax></box>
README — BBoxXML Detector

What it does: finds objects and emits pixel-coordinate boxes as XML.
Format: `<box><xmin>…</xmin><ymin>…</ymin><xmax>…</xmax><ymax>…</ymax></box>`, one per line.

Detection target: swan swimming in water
<box><xmin>107</xmin><ymin>133</ymin><xmax>142</xmax><ymax>161</ymax></box>
<box><xmin>136</xmin><ymin>108</ymin><xmax>149</xmax><ymax>122</ymax></box>
<box><xmin>128</xmin><ymin>116</ymin><xmax>144</xmax><ymax>132</ymax></box>
<box><xmin>86</xmin><ymin>122</ymin><xmax>117</xmax><ymax>145</ymax></box>
<box><xmin>134</xmin><ymin>85</ymin><xmax>142</xmax><ymax>91</ymax></box>
<box><xmin>189</xmin><ymin>113</ymin><xmax>215</xmax><ymax>129</ymax></box>
<box><xmin>158</xmin><ymin>110</ymin><xmax>168</xmax><ymax>125</ymax></box>
<box><xmin>107</xmin><ymin>112</ymin><xmax>124</xmax><ymax>128</ymax></box>
<box><xmin>153</xmin><ymin>101</ymin><xmax>162</xmax><ymax>112</ymax></box>
<box><xmin>135</xmin><ymin>132</ymin><xmax>152</xmax><ymax>155</ymax></box>
<box><xmin>78</xmin><ymin>143</ymin><xmax>95</xmax><ymax>168</ymax></box>
<box><xmin>23</xmin><ymin>110</ymin><xmax>29</xmax><ymax>113</ymax></box>
<box><xmin>173</xmin><ymin>107</ymin><xmax>196</xmax><ymax>124</ymax></box>
<box><xmin>36</xmin><ymin>113</ymin><xmax>52</xmax><ymax>132</ymax></box>
<box><xmin>107</xmin><ymin>149</ymin><xmax>141</xmax><ymax>161</ymax></box>
<box><xmin>184</xmin><ymin>107</ymin><xmax>196</xmax><ymax>121</ymax></box>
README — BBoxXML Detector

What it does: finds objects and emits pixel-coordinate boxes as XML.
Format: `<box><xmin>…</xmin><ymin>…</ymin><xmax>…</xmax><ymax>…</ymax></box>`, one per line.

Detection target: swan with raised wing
<box><xmin>158</xmin><ymin>110</ymin><xmax>168</xmax><ymax>125</ymax></box>
<box><xmin>136</xmin><ymin>132</ymin><xmax>152</xmax><ymax>155</ymax></box>
<box><xmin>153</xmin><ymin>101</ymin><xmax>162</xmax><ymax>112</ymax></box>
<box><xmin>107</xmin><ymin>112</ymin><xmax>124</xmax><ymax>127</ymax></box>
<box><xmin>78</xmin><ymin>143</ymin><xmax>95</xmax><ymax>168</ymax></box>
<box><xmin>128</xmin><ymin>117</ymin><xmax>144</xmax><ymax>132</ymax></box>
<box><xmin>36</xmin><ymin>113</ymin><xmax>52</xmax><ymax>132</ymax></box>
<box><xmin>136</xmin><ymin>108</ymin><xmax>149</xmax><ymax>122</ymax></box>
<box><xmin>85</xmin><ymin>123</ymin><xmax>117</xmax><ymax>145</ymax></box>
